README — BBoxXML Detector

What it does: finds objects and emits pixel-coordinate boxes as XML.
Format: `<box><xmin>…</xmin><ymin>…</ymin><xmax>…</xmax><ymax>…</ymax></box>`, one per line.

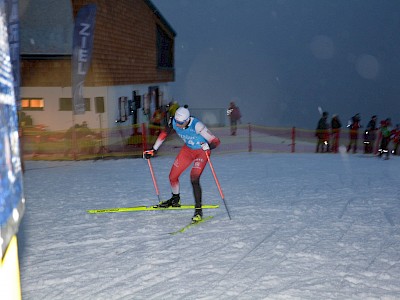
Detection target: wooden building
<box><xmin>19</xmin><ymin>0</ymin><xmax>176</xmax><ymax>131</ymax></box>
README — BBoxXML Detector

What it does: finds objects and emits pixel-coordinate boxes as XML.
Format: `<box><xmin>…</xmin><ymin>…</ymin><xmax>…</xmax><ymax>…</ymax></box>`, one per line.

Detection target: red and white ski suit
<box><xmin>153</xmin><ymin>117</ymin><xmax>220</xmax><ymax>208</ymax></box>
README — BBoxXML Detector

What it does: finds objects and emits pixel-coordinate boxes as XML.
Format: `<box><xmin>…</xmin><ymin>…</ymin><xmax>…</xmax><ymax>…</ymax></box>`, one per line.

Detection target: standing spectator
<box><xmin>227</xmin><ymin>101</ymin><xmax>242</xmax><ymax>136</ymax></box>
<box><xmin>378</xmin><ymin>118</ymin><xmax>391</xmax><ymax>159</ymax></box>
<box><xmin>330</xmin><ymin>114</ymin><xmax>342</xmax><ymax>153</ymax></box>
<box><xmin>150</xmin><ymin>107</ymin><xmax>164</xmax><ymax>136</ymax></box>
<box><xmin>315</xmin><ymin>111</ymin><xmax>330</xmax><ymax>153</ymax></box>
<box><xmin>166</xmin><ymin>101</ymin><xmax>179</xmax><ymax>120</ymax></box>
<box><xmin>363</xmin><ymin>115</ymin><xmax>377</xmax><ymax>154</ymax></box>
<box><xmin>391</xmin><ymin>124</ymin><xmax>400</xmax><ymax>155</ymax></box>
<box><xmin>347</xmin><ymin>113</ymin><xmax>361</xmax><ymax>153</ymax></box>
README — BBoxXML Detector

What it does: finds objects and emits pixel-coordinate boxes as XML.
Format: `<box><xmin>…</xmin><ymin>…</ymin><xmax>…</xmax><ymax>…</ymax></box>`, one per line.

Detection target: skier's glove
<box><xmin>201</xmin><ymin>143</ymin><xmax>210</xmax><ymax>151</ymax></box>
<box><xmin>208</xmin><ymin>138</ymin><xmax>221</xmax><ymax>150</ymax></box>
<box><xmin>143</xmin><ymin>148</ymin><xmax>156</xmax><ymax>159</ymax></box>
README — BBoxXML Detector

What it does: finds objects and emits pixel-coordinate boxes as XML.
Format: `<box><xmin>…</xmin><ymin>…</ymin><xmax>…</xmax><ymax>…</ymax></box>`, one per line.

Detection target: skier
<box><xmin>347</xmin><ymin>113</ymin><xmax>361</xmax><ymax>153</ymax></box>
<box><xmin>143</xmin><ymin>106</ymin><xmax>221</xmax><ymax>222</ymax></box>
<box><xmin>315</xmin><ymin>111</ymin><xmax>330</xmax><ymax>153</ymax></box>
<box><xmin>363</xmin><ymin>115</ymin><xmax>377</xmax><ymax>154</ymax></box>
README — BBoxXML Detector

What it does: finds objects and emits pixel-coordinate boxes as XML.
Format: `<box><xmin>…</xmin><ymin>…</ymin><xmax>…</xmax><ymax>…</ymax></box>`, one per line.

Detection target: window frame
<box><xmin>21</xmin><ymin>98</ymin><xmax>45</xmax><ymax>111</ymax></box>
<box><xmin>156</xmin><ymin>25</ymin><xmax>174</xmax><ymax>69</ymax></box>
<box><xmin>59</xmin><ymin>98</ymin><xmax>91</xmax><ymax>112</ymax></box>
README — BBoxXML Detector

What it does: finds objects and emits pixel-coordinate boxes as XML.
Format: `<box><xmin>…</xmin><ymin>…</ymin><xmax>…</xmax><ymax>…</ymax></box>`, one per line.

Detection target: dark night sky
<box><xmin>152</xmin><ymin>0</ymin><xmax>400</xmax><ymax>128</ymax></box>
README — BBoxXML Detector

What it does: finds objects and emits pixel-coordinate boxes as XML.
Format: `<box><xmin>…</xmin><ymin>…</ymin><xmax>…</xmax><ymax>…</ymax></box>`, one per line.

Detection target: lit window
<box><xmin>21</xmin><ymin>98</ymin><xmax>44</xmax><ymax>111</ymax></box>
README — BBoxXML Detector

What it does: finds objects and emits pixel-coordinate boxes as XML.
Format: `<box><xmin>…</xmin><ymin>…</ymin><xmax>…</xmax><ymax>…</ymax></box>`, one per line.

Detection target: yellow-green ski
<box><xmin>170</xmin><ymin>216</ymin><xmax>214</xmax><ymax>235</ymax></box>
<box><xmin>87</xmin><ymin>204</ymin><xmax>219</xmax><ymax>214</ymax></box>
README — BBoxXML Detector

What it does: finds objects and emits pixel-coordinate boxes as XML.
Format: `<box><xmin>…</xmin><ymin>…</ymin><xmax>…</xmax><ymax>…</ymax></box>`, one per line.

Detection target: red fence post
<box><xmin>141</xmin><ymin>123</ymin><xmax>147</xmax><ymax>152</ymax></box>
<box><xmin>248</xmin><ymin>123</ymin><xmax>252</xmax><ymax>152</ymax></box>
<box><xmin>291</xmin><ymin>127</ymin><xmax>296</xmax><ymax>153</ymax></box>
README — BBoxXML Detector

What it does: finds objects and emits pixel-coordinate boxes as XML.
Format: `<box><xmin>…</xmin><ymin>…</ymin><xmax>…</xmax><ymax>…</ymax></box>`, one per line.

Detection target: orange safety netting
<box><xmin>19</xmin><ymin>123</ymin><xmax>377</xmax><ymax>160</ymax></box>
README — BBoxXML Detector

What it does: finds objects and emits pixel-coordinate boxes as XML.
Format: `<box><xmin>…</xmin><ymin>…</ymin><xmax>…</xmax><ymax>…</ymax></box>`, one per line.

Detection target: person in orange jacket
<box><xmin>390</xmin><ymin>123</ymin><xmax>400</xmax><ymax>155</ymax></box>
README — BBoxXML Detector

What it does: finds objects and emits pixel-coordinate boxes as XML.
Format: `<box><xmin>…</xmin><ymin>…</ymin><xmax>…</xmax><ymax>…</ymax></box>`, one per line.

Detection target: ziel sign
<box><xmin>72</xmin><ymin>4</ymin><xmax>97</xmax><ymax>115</ymax></box>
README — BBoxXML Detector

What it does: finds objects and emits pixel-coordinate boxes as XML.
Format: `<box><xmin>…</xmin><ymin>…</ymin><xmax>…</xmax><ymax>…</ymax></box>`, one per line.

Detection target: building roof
<box><xmin>144</xmin><ymin>0</ymin><xmax>176</xmax><ymax>37</ymax></box>
<box><xmin>19</xmin><ymin>0</ymin><xmax>73</xmax><ymax>56</ymax></box>
<box><xmin>19</xmin><ymin>0</ymin><xmax>176</xmax><ymax>57</ymax></box>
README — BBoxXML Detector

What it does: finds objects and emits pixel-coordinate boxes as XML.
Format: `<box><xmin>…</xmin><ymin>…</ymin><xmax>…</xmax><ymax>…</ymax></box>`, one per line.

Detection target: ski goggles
<box><xmin>175</xmin><ymin>117</ymin><xmax>189</xmax><ymax>125</ymax></box>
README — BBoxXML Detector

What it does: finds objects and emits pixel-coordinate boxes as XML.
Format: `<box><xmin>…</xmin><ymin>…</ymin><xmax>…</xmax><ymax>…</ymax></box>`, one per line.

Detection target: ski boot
<box><xmin>157</xmin><ymin>193</ymin><xmax>180</xmax><ymax>208</ymax></box>
<box><xmin>191</xmin><ymin>208</ymin><xmax>203</xmax><ymax>223</ymax></box>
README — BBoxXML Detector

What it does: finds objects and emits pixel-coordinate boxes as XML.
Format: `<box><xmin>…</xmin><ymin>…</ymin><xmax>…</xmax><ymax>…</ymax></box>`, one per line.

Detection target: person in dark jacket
<box><xmin>227</xmin><ymin>101</ymin><xmax>242</xmax><ymax>136</ymax></box>
<box><xmin>347</xmin><ymin>113</ymin><xmax>361</xmax><ymax>153</ymax></box>
<box><xmin>378</xmin><ymin>118</ymin><xmax>391</xmax><ymax>160</ymax></box>
<box><xmin>330</xmin><ymin>114</ymin><xmax>342</xmax><ymax>153</ymax></box>
<box><xmin>315</xmin><ymin>111</ymin><xmax>330</xmax><ymax>153</ymax></box>
<box><xmin>363</xmin><ymin>115</ymin><xmax>377</xmax><ymax>154</ymax></box>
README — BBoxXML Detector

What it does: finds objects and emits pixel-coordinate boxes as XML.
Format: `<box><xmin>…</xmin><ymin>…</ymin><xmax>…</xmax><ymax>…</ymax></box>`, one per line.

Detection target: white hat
<box><xmin>174</xmin><ymin>107</ymin><xmax>190</xmax><ymax>124</ymax></box>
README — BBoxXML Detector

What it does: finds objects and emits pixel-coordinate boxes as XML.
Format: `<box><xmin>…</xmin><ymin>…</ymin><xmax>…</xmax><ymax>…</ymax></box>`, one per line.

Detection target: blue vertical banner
<box><xmin>0</xmin><ymin>0</ymin><xmax>25</xmax><ymax>259</ymax></box>
<box><xmin>72</xmin><ymin>4</ymin><xmax>97</xmax><ymax>115</ymax></box>
<box><xmin>5</xmin><ymin>0</ymin><xmax>19</xmax><ymax>107</ymax></box>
